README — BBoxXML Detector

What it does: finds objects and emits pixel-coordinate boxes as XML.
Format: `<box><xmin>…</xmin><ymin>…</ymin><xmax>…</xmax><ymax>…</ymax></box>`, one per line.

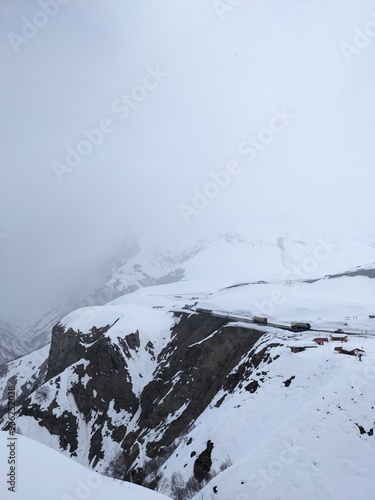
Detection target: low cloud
<box><xmin>1</xmin><ymin>0</ymin><xmax>374</xmax><ymax>325</ymax></box>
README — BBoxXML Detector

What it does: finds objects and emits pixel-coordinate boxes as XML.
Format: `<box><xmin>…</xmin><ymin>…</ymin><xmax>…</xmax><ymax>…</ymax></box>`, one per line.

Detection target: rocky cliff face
<box><xmin>2</xmin><ymin>307</ymin><xmax>267</xmax><ymax>487</ymax></box>
<box><xmin>127</xmin><ymin>312</ymin><xmax>262</xmax><ymax>465</ymax></box>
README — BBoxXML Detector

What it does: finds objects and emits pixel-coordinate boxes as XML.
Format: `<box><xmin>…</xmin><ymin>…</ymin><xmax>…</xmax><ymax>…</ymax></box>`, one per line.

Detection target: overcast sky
<box><xmin>1</xmin><ymin>0</ymin><xmax>375</xmax><ymax>324</ymax></box>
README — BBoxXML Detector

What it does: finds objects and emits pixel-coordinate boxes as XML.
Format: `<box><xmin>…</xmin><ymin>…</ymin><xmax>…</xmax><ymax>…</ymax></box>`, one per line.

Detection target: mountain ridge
<box><xmin>3</xmin><ymin>230</ymin><xmax>375</xmax><ymax>363</ymax></box>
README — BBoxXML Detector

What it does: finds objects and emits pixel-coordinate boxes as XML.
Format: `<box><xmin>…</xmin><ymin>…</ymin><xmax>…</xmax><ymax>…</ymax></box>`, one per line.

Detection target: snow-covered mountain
<box><xmin>1</xmin><ymin>266</ymin><xmax>375</xmax><ymax>499</ymax></box>
<box><xmin>21</xmin><ymin>237</ymin><xmax>208</xmax><ymax>352</ymax></box>
<box><xmin>21</xmin><ymin>229</ymin><xmax>375</xmax><ymax>353</ymax></box>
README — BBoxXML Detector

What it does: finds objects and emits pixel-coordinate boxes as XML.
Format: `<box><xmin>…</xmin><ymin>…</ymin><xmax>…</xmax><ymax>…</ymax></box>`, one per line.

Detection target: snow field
<box><xmin>0</xmin><ymin>432</ymin><xmax>171</xmax><ymax>500</ymax></box>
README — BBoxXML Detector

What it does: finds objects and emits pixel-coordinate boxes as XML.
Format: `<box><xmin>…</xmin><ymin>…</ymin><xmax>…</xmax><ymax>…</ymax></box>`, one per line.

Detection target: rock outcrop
<box><xmin>3</xmin><ymin>309</ymin><xmax>270</xmax><ymax>485</ymax></box>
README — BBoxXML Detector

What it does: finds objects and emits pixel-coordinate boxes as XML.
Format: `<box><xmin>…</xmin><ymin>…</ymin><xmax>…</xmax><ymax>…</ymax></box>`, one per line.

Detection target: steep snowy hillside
<box><xmin>186</xmin><ymin>330</ymin><xmax>375</xmax><ymax>500</ymax></box>
<box><xmin>0</xmin><ymin>432</ymin><xmax>170</xmax><ymax>500</ymax></box>
<box><xmin>1</xmin><ymin>273</ymin><xmax>375</xmax><ymax>499</ymax></box>
<box><xmin>0</xmin><ymin>320</ymin><xmax>27</xmax><ymax>366</ymax></box>
<box><xmin>0</xmin><ymin>345</ymin><xmax>49</xmax><ymax>425</ymax></box>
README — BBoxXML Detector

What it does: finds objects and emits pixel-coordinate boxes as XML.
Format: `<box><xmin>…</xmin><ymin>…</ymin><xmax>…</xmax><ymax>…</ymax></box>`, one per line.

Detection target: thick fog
<box><xmin>1</xmin><ymin>0</ymin><xmax>375</xmax><ymax>324</ymax></box>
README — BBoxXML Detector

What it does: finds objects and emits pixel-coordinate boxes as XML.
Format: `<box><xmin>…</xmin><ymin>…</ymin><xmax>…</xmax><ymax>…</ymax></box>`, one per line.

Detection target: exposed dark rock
<box><xmin>11</xmin><ymin>310</ymin><xmax>268</xmax><ymax>475</ymax></box>
<box><xmin>155</xmin><ymin>267</ymin><xmax>185</xmax><ymax>285</ymax></box>
<box><xmin>118</xmin><ymin>330</ymin><xmax>141</xmax><ymax>359</ymax></box>
<box><xmin>245</xmin><ymin>380</ymin><xmax>260</xmax><ymax>393</ymax></box>
<box><xmin>355</xmin><ymin>423</ymin><xmax>374</xmax><ymax>436</ymax></box>
<box><xmin>145</xmin><ymin>341</ymin><xmax>155</xmax><ymax>360</ymax></box>
<box><xmin>223</xmin><ymin>363</ymin><xmax>246</xmax><ymax>393</ymax></box>
<box><xmin>89</xmin><ymin>423</ymin><xmax>105</xmax><ymax>467</ymax></box>
<box><xmin>356</xmin><ymin>423</ymin><xmax>366</xmax><ymax>435</ymax></box>
<box><xmin>284</xmin><ymin>376</ymin><xmax>296</xmax><ymax>387</ymax></box>
<box><xmin>135</xmin><ymin>319</ymin><xmax>263</xmax><ymax>460</ymax></box>
<box><xmin>46</xmin><ymin>323</ymin><xmax>86</xmax><ymax>381</ymax></box>
<box><xmin>111</xmin><ymin>425</ymin><xmax>127</xmax><ymax>443</ymax></box>
<box><xmin>250</xmin><ymin>343</ymin><xmax>282</xmax><ymax>368</ymax></box>
<box><xmin>125</xmin><ymin>330</ymin><xmax>140</xmax><ymax>350</ymax></box>
<box><xmin>0</xmin><ymin>358</ymin><xmax>48</xmax><ymax>422</ymax></box>
<box><xmin>20</xmin><ymin>401</ymin><xmax>78</xmax><ymax>454</ymax></box>
<box><xmin>46</xmin><ymin>322</ymin><xmax>115</xmax><ymax>381</ymax></box>
<box><xmin>18</xmin><ymin>321</ymin><xmax>139</xmax><ymax>467</ymax></box>
<box><xmin>215</xmin><ymin>395</ymin><xmax>226</xmax><ymax>407</ymax></box>
<box><xmin>194</xmin><ymin>440</ymin><xmax>214</xmax><ymax>482</ymax></box>
<box><xmin>139</xmin><ymin>379</ymin><xmax>166</xmax><ymax>424</ymax></box>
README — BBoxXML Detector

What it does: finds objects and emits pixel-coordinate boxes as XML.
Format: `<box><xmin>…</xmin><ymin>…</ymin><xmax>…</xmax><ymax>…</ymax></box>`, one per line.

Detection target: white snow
<box><xmin>195</xmin><ymin>274</ymin><xmax>375</xmax><ymax>331</ymax></box>
<box><xmin>160</xmin><ymin>331</ymin><xmax>375</xmax><ymax>500</ymax></box>
<box><xmin>0</xmin><ymin>432</ymin><xmax>170</xmax><ymax>500</ymax></box>
<box><xmin>2</xmin><ymin>231</ymin><xmax>374</xmax><ymax>500</ymax></box>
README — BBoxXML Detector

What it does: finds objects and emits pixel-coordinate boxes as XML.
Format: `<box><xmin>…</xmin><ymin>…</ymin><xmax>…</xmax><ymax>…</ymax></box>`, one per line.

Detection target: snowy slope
<box><xmin>0</xmin><ymin>345</ymin><xmax>49</xmax><ymax>424</ymax></box>
<box><xmin>0</xmin><ymin>431</ymin><xmax>170</xmax><ymax>500</ymax></box>
<box><xmin>0</xmin><ymin>320</ymin><xmax>27</xmax><ymax>366</ymax></box>
<box><xmin>185</xmin><ymin>331</ymin><xmax>375</xmax><ymax>500</ymax></box>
